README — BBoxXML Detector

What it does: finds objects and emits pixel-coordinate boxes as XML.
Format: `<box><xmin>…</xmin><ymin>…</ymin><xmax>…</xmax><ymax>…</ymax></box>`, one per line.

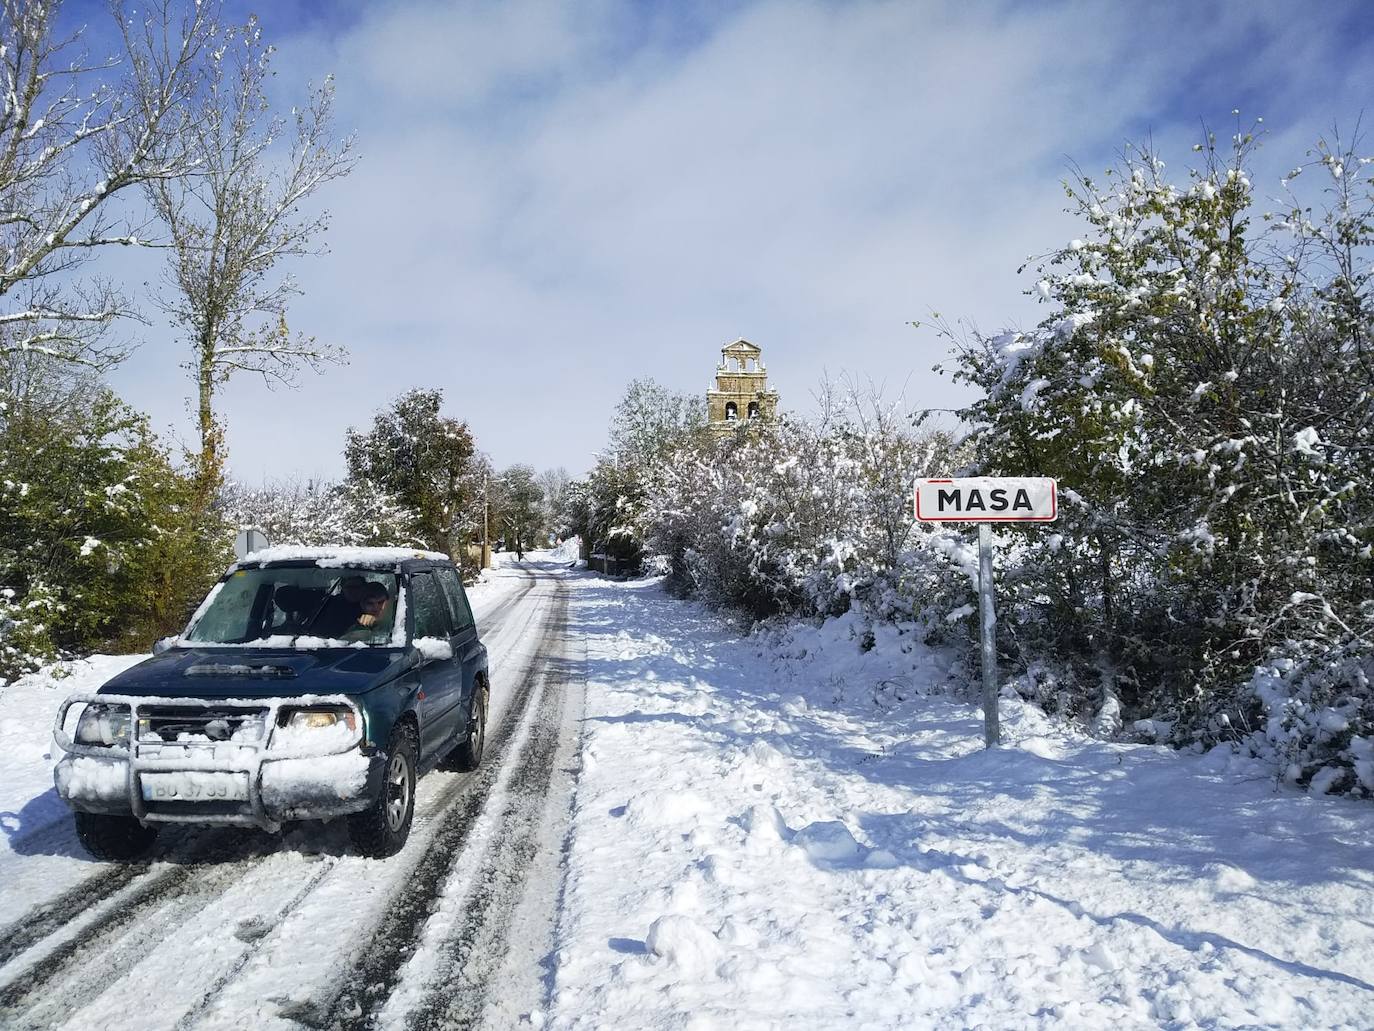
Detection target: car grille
<box><xmin>137</xmin><ymin>706</ymin><xmax>270</xmax><ymax>744</ymax></box>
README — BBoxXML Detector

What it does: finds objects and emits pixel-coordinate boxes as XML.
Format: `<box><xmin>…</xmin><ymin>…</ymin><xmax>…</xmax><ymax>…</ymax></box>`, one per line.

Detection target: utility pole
<box><xmin>481</xmin><ymin>472</ymin><xmax>491</xmax><ymax>570</ymax></box>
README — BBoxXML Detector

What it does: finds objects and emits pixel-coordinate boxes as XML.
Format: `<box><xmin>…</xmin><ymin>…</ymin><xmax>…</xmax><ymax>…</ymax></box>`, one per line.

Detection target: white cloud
<box><xmin>104</xmin><ymin>0</ymin><xmax>1374</xmax><ymax>482</ymax></box>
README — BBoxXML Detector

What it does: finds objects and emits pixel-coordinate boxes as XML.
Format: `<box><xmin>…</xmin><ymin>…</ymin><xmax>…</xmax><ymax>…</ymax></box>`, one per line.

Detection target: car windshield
<box><xmin>184</xmin><ymin>566</ymin><xmax>402</xmax><ymax>647</ymax></box>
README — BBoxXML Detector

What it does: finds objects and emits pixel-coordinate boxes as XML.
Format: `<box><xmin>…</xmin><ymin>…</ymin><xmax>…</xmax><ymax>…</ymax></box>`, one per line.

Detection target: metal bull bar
<box><xmin>53</xmin><ymin>693</ymin><xmax>366</xmax><ymax>832</ymax></box>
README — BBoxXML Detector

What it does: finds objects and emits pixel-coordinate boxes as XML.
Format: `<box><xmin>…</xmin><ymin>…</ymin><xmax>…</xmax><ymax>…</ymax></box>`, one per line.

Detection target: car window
<box><xmin>410</xmin><ymin>572</ymin><xmax>452</xmax><ymax>640</ymax></box>
<box><xmin>436</xmin><ymin>567</ymin><xmax>474</xmax><ymax>633</ymax></box>
<box><xmin>185</xmin><ymin>567</ymin><xmax>399</xmax><ymax>646</ymax></box>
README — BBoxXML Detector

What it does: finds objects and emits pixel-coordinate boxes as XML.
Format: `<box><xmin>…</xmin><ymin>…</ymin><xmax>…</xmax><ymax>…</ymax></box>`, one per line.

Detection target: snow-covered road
<box><xmin>0</xmin><ymin>557</ymin><xmax>583</xmax><ymax>1031</ymax></box>
<box><xmin>3</xmin><ymin>563</ymin><xmax>1372</xmax><ymax>1030</ymax></box>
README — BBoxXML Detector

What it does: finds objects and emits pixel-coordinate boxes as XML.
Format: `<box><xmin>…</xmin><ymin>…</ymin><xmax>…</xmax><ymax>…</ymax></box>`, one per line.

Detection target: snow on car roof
<box><xmin>234</xmin><ymin>546</ymin><xmax>451</xmax><ymax>570</ymax></box>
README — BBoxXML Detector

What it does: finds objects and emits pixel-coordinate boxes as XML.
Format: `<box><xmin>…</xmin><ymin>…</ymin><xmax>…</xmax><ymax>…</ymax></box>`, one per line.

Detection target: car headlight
<box><xmin>279</xmin><ymin>706</ymin><xmax>357</xmax><ymax>732</ymax></box>
<box><xmin>75</xmin><ymin>704</ymin><xmax>131</xmax><ymax>749</ymax></box>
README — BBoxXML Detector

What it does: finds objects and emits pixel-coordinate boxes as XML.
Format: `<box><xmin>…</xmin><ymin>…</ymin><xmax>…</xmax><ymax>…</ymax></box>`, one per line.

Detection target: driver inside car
<box><xmin>311</xmin><ymin>575</ymin><xmax>368</xmax><ymax>638</ymax></box>
<box><xmin>341</xmin><ymin>582</ymin><xmax>393</xmax><ymax>643</ymax></box>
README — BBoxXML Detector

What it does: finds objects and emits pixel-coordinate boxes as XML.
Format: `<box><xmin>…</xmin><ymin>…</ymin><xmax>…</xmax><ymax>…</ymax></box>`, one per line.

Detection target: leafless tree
<box><xmin>145</xmin><ymin>15</ymin><xmax>355</xmax><ymax>496</ymax></box>
<box><xmin>0</xmin><ymin>0</ymin><xmax>215</xmax><ymax>371</ymax></box>
<box><xmin>537</xmin><ymin>465</ymin><xmax>571</xmax><ymax>529</ymax></box>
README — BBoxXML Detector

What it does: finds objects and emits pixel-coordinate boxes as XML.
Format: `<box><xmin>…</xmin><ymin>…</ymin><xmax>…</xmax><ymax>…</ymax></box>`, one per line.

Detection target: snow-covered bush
<box><xmin>931</xmin><ymin>125</ymin><xmax>1373</xmax><ymax>788</ymax></box>
<box><xmin>1247</xmin><ymin>647</ymin><xmax>1373</xmax><ymax>796</ymax></box>
<box><xmin>0</xmin><ymin>581</ymin><xmax>61</xmax><ymax>685</ymax></box>
<box><xmin>0</xmin><ymin>379</ymin><xmax>224</xmax><ymax>678</ymax></box>
<box><xmin>642</xmin><ymin>384</ymin><xmax>963</xmax><ymax>621</ymax></box>
<box><xmin>219</xmin><ymin>476</ymin><xmax>421</xmax><ymax>550</ymax></box>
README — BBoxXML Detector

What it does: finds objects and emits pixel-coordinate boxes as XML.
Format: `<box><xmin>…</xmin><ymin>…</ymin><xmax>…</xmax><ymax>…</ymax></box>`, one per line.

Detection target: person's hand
<box><xmin>357</xmin><ymin>613</ymin><xmax>378</xmax><ymax>627</ymax></box>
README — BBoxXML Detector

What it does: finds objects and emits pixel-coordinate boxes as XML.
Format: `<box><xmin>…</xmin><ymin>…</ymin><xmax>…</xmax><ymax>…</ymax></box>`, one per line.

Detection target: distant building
<box><xmin>707</xmin><ymin>338</ymin><xmax>779</xmax><ymax>434</ymax></box>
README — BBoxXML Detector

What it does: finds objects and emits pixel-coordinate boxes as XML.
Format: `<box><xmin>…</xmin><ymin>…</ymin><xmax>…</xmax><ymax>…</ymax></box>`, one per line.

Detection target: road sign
<box><xmin>234</xmin><ymin>528</ymin><xmax>270</xmax><ymax>560</ymax></box>
<box><xmin>915</xmin><ymin>477</ymin><xmax>1057</xmax><ymax>522</ymax></box>
<box><xmin>915</xmin><ymin>476</ymin><xmax>1058</xmax><ymax>748</ymax></box>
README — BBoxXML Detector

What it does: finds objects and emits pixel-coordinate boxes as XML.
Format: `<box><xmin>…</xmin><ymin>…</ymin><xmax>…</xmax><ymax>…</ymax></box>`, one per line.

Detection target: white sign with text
<box><xmin>913</xmin><ymin>474</ymin><xmax>1059</xmax><ymax>748</ymax></box>
<box><xmin>915</xmin><ymin>477</ymin><xmax>1057</xmax><ymax>523</ymax></box>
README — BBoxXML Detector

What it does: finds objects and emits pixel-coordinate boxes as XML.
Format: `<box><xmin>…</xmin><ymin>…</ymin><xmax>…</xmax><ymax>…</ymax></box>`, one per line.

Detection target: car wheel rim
<box><xmin>386</xmin><ymin>751</ymin><xmax>410</xmax><ymax>832</ymax></box>
<box><xmin>470</xmin><ymin>700</ymin><xmax>484</xmax><ymax>753</ymax></box>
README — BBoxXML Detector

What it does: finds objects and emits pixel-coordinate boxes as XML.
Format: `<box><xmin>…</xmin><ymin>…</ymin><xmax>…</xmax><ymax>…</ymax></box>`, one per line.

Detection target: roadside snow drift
<box><xmin>550</xmin><ymin>573</ymin><xmax>1374</xmax><ymax>1030</ymax></box>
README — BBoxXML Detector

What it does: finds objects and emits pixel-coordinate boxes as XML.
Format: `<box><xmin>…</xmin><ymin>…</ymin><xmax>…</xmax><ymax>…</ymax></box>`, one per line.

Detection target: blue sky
<box><xmin>66</xmin><ymin>0</ymin><xmax>1374</xmax><ymax>482</ymax></box>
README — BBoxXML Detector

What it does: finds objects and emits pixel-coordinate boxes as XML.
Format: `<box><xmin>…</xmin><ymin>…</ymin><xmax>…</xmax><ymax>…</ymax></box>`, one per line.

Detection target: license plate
<box><xmin>140</xmin><ymin>772</ymin><xmax>249</xmax><ymax>802</ymax></box>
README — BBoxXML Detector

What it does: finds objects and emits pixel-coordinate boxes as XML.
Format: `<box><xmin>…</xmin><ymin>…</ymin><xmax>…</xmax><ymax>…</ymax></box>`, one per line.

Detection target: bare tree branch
<box><xmin>0</xmin><ymin>0</ymin><xmax>219</xmax><ymax>371</ymax></box>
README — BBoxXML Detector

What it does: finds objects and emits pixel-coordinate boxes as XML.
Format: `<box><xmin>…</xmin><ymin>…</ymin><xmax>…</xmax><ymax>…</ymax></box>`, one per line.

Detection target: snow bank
<box><xmin>644</xmin><ymin>914</ymin><xmax>722</xmax><ymax>976</ymax></box>
<box><xmin>791</xmin><ymin>819</ymin><xmax>866</xmax><ymax>866</ymax></box>
<box><xmin>549</xmin><ymin>537</ymin><xmax>581</xmax><ymax>562</ymax></box>
<box><xmin>0</xmin><ymin>655</ymin><xmax>147</xmax><ymax>924</ymax></box>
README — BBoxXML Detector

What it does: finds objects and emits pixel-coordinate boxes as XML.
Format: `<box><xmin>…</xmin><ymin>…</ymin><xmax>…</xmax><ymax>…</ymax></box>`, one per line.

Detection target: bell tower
<box><xmin>707</xmin><ymin>338</ymin><xmax>779</xmax><ymax>434</ymax></box>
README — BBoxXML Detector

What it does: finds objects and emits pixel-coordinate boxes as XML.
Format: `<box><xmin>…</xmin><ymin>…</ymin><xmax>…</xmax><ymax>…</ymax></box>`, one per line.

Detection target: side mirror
<box><xmin>153</xmin><ymin>636</ymin><xmax>178</xmax><ymax>655</ymax></box>
<box><xmin>412</xmin><ymin>637</ymin><xmax>454</xmax><ymax>665</ymax></box>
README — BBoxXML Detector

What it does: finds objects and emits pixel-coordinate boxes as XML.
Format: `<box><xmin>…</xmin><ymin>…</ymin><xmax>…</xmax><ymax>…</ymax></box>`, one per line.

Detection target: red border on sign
<box><xmin>914</xmin><ymin>479</ymin><xmax>1058</xmax><ymax>522</ymax></box>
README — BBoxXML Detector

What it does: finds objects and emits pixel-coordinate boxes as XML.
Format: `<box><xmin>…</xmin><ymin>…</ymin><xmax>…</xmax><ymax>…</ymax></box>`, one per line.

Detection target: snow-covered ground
<box><xmin>549</xmin><ymin>573</ymin><xmax>1374</xmax><ymax>1029</ymax></box>
<box><xmin>3</xmin><ymin>559</ymin><xmax>1372</xmax><ymax>1029</ymax></box>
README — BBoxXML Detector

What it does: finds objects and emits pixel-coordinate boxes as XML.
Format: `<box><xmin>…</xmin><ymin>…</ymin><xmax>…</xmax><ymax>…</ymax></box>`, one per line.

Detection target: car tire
<box><xmin>74</xmin><ymin>812</ymin><xmax>158</xmax><ymax>861</ymax></box>
<box><xmin>451</xmin><ymin>681</ymin><xmax>488</xmax><ymax>772</ymax></box>
<box><xmin>347</xmin><ymin>722</ymin><xmax>417</xmax><ymax>858</ymax></box>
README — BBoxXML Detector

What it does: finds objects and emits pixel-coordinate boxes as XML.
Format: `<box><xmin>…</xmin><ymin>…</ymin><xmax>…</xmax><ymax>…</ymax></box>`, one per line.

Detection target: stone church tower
<box><xmin>707</xmin><ymin>338</ymin><xmax>779</xmax><ymax>433</ymax></box>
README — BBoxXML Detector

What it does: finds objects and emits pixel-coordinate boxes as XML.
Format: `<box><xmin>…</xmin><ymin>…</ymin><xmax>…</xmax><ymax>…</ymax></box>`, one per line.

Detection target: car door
<box><xmin>436</xmin><ymin>566</ymin><xmax>482</xmax><ymax>718</ymax></box>
<box><xmin>409</xmin><ymin>570</ymin><xmax>463</xmax><ymax>759</ymax></box>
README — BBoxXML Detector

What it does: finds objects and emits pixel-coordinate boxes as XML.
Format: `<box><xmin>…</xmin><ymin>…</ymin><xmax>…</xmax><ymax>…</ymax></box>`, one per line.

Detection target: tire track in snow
<box><xmin>403</xmin><ymin>608</ymin><xmax>570</xmax><ymax>1031</ymax></box>
<box><xmin>0</xmin><ymin>846</ymin><xmax>300</xmax><ymax>1028</ymax></box>
<box><xmin>0</xmin><ymin>858</ymin><xmax>150</xmax><ymax>968</ymax></box>
<box><xmin>170</xmin><ymin>856</ymin><xmax>340</xmax><ymax>1031</ymax></box>
<box><xmin>0</xmin><ymin>822</ymin><xmax>256</xmax><ymax>974</ymax></box>
<box><xmin>308</xmin><ymin>581</ymin><xmax>568</xmax><ymax>1031</ymax></box>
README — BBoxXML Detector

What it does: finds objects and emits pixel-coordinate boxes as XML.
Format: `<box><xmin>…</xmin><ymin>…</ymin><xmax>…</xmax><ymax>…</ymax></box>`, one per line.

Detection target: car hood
<box><xmin>96</xmin><ymin>647</ymin><xmax>410</xmax><ymax>700</ymax></box>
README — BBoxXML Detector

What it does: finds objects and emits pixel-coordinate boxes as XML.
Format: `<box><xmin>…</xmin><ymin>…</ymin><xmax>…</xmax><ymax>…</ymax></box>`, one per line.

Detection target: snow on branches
<box><xmin>935</xmin><ymin>123</ymin><xmax>1373</xmax><ymax>794</ymax></box>
<box><xmin>0</xmin><ymin>0</ymin><xmax>218</xmax><ymax>369</ymax></box>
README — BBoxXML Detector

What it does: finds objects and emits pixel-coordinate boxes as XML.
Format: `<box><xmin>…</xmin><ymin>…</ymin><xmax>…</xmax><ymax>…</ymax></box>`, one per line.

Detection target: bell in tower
<box><xmin>707</xmin><ymin>338</ymin><xmax>780</xmax><ymax>434</ymax></box>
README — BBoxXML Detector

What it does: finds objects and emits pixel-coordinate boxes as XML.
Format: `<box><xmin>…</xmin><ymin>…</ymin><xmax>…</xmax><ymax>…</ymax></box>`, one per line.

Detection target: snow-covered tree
<box><xmin>934</xmin><ymin>123</ymin><xmax>1372</xmax><ymax>790</ymax></box>
<box><xmin>0</xmin><ymin>380</ymin><xmax>222</xmax><ymax>679</ymax></box>
<box><xmin>490</xmin><ymin>465</ymin><xmax>544</xmax><ymax>557</ymax></box>
<box><xmin>638</xmin><ymin>382</ymin><xmax>961</xmax><ymax>620</ymax></box>
<box><xmin>145</xmin><ymin>14</ymin><xmax>355</xmax><ymax>499</ymax></box>
<box><xmin>538</xmin><ymin>466</ymin><xmax>572</xmax><ymax>537</ymax></box>
<box><xmin>343</xmin><ymin>388</ymin><xmax>480</xmax><ymax>558</ymax></box>
<box><xmin>567</xmin><ymin>379</ymin><xmax>706</xmax><ymax>571</ymax></box>
<box><xmin>0</xmin><ymin>0</ymin><xmax>216</xmax><ymax>371</ymax></box>
<box><xmin>219</xmin><ymin>476</ymin><xmax>419</xmax><ymax>550</ymax></box>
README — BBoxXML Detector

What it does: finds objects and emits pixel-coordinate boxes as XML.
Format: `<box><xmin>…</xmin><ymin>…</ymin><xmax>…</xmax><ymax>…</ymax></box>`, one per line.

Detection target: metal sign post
<box><xmin>977</xmin><ymin>522</ymin><xmax>999</xmax><ymax>746</ymax></box>
<box><xmin>915</xmin><ymin>476</ymin><xmax>1058</xmax><ymax>748</ymax></box>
